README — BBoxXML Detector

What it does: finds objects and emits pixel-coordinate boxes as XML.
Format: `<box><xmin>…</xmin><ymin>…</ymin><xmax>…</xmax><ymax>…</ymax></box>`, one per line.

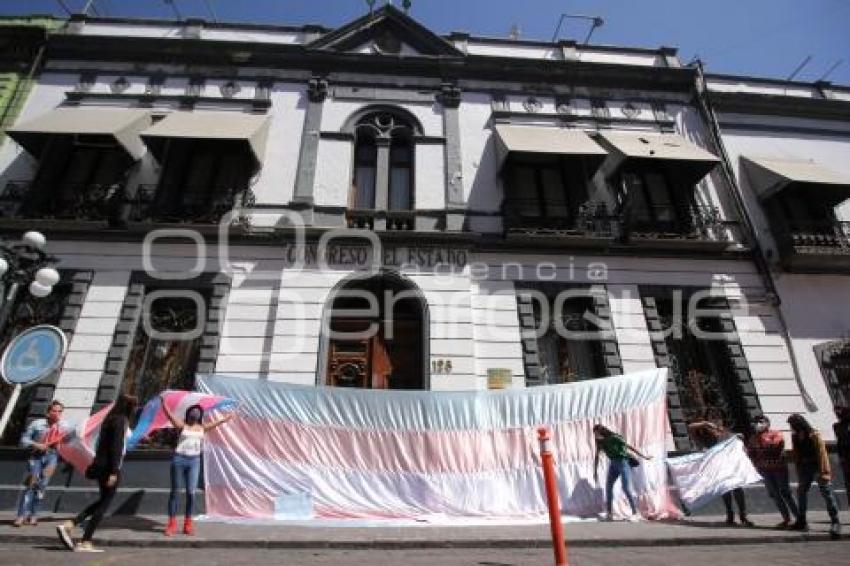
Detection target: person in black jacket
<box><xmin>56</xmin><ymin>394</ymin><xmax>138</xmax><ymax>553</ymax></box>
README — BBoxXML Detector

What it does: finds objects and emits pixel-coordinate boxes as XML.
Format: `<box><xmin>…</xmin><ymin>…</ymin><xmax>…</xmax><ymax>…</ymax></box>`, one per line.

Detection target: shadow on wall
<box><xmin>465</xmin><ymin>126</ymin><xmax>500</xmax><ymax>214</ymax></box>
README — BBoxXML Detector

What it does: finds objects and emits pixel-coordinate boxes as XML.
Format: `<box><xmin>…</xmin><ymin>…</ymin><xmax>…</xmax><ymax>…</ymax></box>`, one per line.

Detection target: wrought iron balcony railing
<box><xmin>129</xmin><ymin>184</ymin><xmax>255</xmax><ymax>225</ymax></box>
<box><xmin>785</xmin><ymin>221</ymin><xmax>850</xmax><ymax>251</ymax></box>
<box><xmin>626</xmin><ymin>204</ymin><xmax>731</xmax><ymax>242</ymax></box>
<box><xmin>0</xmin><ymin>180</ymin><xmax>254</xmax><ymax>226</ymax></box>
<box><xmin>0</xmin><ymin>181</ymin><xmax>126</xmax><ymax>221</ymax></box>
<box><xmin>345</xmin><ymin>209</ymin><xmax>415</xmax><ymax>231</ymax></box>
<box><xmin>503</xmin><ymin>200</ymin><xmax>617</xmax><ymax>238</ymax></box>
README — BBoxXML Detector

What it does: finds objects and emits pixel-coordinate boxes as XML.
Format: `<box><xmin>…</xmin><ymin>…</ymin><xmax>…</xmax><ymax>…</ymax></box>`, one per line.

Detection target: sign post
<box><xmin>0</xmin><ymin>325</ymin><xmax>67</xmax><ymax>439</ymax></box>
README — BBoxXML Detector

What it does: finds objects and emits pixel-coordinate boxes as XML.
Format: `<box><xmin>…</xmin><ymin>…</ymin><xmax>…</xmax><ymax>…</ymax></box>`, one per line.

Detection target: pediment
<box><xmin>308</xmin><ymin>5</ymin><xmax>463</xmax><ymax>57</ymax></box>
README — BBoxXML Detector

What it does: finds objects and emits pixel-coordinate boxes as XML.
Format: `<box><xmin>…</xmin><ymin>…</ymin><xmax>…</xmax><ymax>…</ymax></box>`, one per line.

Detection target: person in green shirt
<box><xmin>593</xmin><ymin>424</ymin><xmax>651</xmax><ymax>521</ymax></box>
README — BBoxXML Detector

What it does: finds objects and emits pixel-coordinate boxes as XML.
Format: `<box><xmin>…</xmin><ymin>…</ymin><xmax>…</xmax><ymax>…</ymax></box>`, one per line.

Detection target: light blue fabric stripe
<box><xmin>197</xmin><ymin>369</ymin><xmax>667</xmax><ymax>432</ymax></box>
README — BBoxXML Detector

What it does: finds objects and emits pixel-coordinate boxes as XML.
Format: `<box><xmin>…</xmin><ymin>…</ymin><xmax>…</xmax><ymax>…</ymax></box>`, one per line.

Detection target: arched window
<box><xmin>350</xmin><ymin>110</ymin><xmax>415</xmax><ymax>212</ymax></box>
<box><xmin>389</xmin><ymin>132</ymin><xmax>413</xmax><ymax>210</ymax></box>
<box><xmin>352</xmin><ymin>131</ymin><xmax>377</xmax><ymax>209</ymax></box>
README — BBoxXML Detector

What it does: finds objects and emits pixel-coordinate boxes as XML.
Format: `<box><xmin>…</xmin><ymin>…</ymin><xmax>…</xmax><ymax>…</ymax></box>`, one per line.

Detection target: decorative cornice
<box><xmin>708</xmin><ymin>91</ymin><xmax>850</xmax><ymax>121</ymax></box>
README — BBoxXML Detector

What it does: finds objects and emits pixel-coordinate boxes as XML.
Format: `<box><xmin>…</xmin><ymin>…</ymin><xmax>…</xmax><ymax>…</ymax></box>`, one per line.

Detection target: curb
<box><xmin>0</xmin><ymin>533</ymin><xmax>841</xmax><ymax>549</ymax></box>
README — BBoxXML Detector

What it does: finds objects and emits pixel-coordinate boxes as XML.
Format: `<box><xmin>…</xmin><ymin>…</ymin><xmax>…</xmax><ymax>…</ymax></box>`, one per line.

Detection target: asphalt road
<box><xmin>1</xmin><ymin>541</ymin><xmax>848</xmax><ymax>566</ymax></box>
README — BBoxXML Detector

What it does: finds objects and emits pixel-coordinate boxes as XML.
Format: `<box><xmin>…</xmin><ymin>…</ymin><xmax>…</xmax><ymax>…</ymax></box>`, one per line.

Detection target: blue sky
<box><xmin>5</xmin><ymin>0</ymin><xmax>850</xmax><ymax>84</ymax></box>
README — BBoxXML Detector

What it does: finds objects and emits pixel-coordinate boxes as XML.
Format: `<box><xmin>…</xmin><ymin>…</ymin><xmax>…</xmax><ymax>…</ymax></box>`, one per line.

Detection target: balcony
<box><xmin>345</xmin><ymin>209</ymin><xmax>415</xmax><ymax>231</ymax></box>
<box><xmin>0</xmin><ymin>181</ymin><xmax>125</xmax><ymax>226</ymax></box>
<box><xmin>503</xmin><ymin>200</ymin><xmax>618</xmax><ymax>247</ymax></box>
<box><xmin>129</xmin><ymin>184</ymin><xmax>254</xmax><ymax>227</ymax></box>
<box><xmin>621</xmin><ymin>204</ymin><xmax>737</xmax><ymax>253</ymax></box>
<box><xmin>0</xmin><ymin>180</ymin><xmax>254</xmax><ymax>231</ymax></box>
<box><xmin>773</xmin><ymin>220</ymin><xmax>850</xmax><ymax>272</ymax></box>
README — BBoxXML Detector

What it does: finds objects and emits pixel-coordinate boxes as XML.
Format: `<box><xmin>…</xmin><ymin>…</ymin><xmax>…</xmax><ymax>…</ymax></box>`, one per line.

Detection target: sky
<box><xmin>4</xmin><ymin>0</ymin><xmax>850</xmax><ymax>85</ymax></box>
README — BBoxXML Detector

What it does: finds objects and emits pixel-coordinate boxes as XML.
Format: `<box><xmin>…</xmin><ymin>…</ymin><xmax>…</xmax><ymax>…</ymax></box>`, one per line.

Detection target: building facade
<box><xmin>0</xmin><ymin>5</ymin><xmax>847</xmax><ymax>486</ymax></box>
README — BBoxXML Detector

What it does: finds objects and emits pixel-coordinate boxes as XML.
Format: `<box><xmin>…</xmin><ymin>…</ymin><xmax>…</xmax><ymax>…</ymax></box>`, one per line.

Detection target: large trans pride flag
<box><xmin>199</xmin><ymin>369</ymin><xmax>677</xmax><ymax>521</ymax></box>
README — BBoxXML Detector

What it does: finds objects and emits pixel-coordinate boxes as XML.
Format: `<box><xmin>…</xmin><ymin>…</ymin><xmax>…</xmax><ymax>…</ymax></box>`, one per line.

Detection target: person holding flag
<box><xmin>159</xmin><ymin>393</ymin><xmax>234</xmax><ymax>536</ymax></box>
<box><xmin>14</xmin><ymin>400</ymin><xmax>67</xmax><ymax>527</ymax></box>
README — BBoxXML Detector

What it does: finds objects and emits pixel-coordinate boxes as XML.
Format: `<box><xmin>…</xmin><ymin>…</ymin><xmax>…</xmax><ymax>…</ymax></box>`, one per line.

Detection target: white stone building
<box><xmin>0</xmin><ymin>5</ymin><xmax>845</xmax><ymax>472</ymax></box>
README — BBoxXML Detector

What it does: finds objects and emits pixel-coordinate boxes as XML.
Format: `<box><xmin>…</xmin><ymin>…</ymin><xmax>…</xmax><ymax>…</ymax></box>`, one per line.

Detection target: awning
<box><xmin>493</xmin><ymin>124</ymin><xmax>608</xmax><ymax>172</ymax></box>
<box><xmin>6</xmin><ymin>107</ymin><xmax>152</xmax><ymax>160</ymax></box>
<box><xmin>596</xmin><ymin>131</ymin><xmax>720</xmax><ymax>185</ymax></box>
<box><xmin>140</xmin><ymin>111</ymin><xmax>270</xmax><ymax>169</ymax></box>
<box><xmin>741</xmin><ymin>156</ymin><xmax>850</xmax><ymax>201</ymax></box>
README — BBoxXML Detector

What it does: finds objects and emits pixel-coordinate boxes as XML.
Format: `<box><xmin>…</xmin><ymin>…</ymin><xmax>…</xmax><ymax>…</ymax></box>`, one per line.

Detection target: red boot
<box><xmin>183</xmin><ymin>517</ymin><xmax>194</xmax><ymax>536</ymax></box>
<box><xmin>164</xmin><ymin>517</ymin><xmax>177</xmax><ymax>536</ymax></box>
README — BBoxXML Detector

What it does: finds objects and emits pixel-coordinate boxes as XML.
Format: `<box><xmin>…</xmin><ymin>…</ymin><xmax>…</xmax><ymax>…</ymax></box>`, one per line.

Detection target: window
<box><xmin>529</xmin><ymin>291</ymin><xmax>609</xmax><ymax>385</ymax></box>
<box><xmin>148</xmin><ymin>139</ymin><xmax>252</xmax><ymax>221</ymax></box>
<box><xmin>121</xmin><ymin>291</ymin><xmax>208</xmax><ymax>448</ymax></box>
<box><xmin>21</xmin><ymin>136</ymin><xmax>132</xmax><ymax>220</ymax></box>
<box><xmin>503</xmin><ymin>156</ymin><xmax>594</xmax><ymax>229</ymax></box>
<box><xmin>815</xmin><ymin>342</ymin><xmax>850</xmax><ymax>408</ymax></box>
<box><xmin>651</xmin><ymin>294</ymin><xmax>749</xmax><ymax>433</ymax></box>
<box><xmin>349</xmin><ymin>110</ymin><xmax>415</xmax><ymax>213</ymax></box>
<box><xmin>619</xmin><ymin>166</ymin><xmax>681</xmax><ymax>231</ymax></box>
<box><xmin>389</xmin><ymin>135</ymin><xmax>413</xmax><ymax>210</ymax></box>
<box><xmin>121</xmin><ymin>293</ymin><xmax>207</xmax><ymax>404</ymax></box>
<box><xmin>352</xmin><ymin>133</ymin><xmax>377</xmax><ymax>209</ymax></box>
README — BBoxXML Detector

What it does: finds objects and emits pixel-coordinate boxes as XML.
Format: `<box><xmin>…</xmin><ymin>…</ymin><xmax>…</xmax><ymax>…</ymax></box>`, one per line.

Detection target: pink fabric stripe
<box><xmin>206</xmin><ymin>399</ymin><xmax>667</xmax><ymax>475</ymax></box>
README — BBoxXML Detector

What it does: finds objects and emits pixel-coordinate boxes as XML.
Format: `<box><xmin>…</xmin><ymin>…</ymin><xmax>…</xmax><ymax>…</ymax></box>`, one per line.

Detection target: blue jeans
<box><xmin>17</xmin><ymin>451</ymin><xmax>58</xmax><ymax>519</ymax></box>
<box><xmin>606</xmin><ymin>457</ymin><xmax>637</xmax><ymax>515</ymax></box>
<box><xmin>168</xmin><ymin>454</ymin><xmax>201</xmax><ymax>518</ymax></box>
<box><xmin>761</xmin><ymin>469</ymin><xmax>798</xmax><ymax>521</ymax></box>
<box><xmin>797</xmin><ymin>467</ymin><xmax>839</xmax><ymax>524</ymax></box>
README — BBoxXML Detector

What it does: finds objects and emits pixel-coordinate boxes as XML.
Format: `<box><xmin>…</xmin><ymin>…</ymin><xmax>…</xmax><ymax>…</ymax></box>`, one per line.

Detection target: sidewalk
<box><xmin>0</xmin><ymin>512</ymin><xmax>845</xmax><ymax>549</ymax></box>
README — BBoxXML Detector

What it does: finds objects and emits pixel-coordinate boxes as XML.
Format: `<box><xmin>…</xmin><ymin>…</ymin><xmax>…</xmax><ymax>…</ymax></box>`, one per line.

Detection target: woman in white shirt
<box><xmin>160</xmin><ymin>396</ymin><xmax>233</xmax><ymax>536</ymax></box>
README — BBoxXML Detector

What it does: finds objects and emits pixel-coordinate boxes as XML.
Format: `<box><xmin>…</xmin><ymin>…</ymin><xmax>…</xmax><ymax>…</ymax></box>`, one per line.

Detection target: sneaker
<box><xmin>724</xmin><ymin>517</ymin><xmax>736</xmax><ymax>526</ymax></box>
<box><xmin>627</xmin><ymin>513</ymin><xmax>643</xmax><ymax>523</ymax></box>
<box><xmin>56</xmin><ymin>521</ymin><xmax>75</xmax><ymax>550</ymax></box>
<box><xmin>12</xmin><ymin>517</ymin><xmax>24</xmax><ymax>528</ymax></box>
<box><xmin>74</xmin><ymin>541</ymin><xmax>104</xmax><ymax>553</ymax></box>
<box><xmin>829</xmin><ymin>521</ymin><xmax>841</xmax><ymax>540</ymax></box>
<box><xmin>739</xmin><ymin>517</ymin><xmax>754</xmax><ymax>528</ymax></box>
<box><xmin>775</xmin><ymin>519</ymin><xmax>791</xmax><ymax>529</ymax></box>
<box><xmin>598</xmin><ymin>512</ymin><xmax>614</xmax><ymax>522</ymax></box>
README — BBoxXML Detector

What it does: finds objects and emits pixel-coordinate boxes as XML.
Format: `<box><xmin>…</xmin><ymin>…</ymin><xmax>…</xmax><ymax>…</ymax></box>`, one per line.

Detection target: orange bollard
<box><xmin>538</xmin><ymin>426</ymin><xmax>568</xmax><ymax>566</ymax></box>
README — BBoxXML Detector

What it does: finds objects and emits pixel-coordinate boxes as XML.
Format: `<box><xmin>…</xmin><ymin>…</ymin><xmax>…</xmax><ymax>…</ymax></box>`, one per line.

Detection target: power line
<box><xmin>202</xmin><ymin>0</ymin><xmax>218</xmax><ymax>22</ymax></box>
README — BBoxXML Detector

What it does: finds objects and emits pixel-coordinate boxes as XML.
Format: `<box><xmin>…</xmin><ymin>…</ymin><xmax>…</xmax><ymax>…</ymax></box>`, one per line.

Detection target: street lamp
<box><xmin>0</xmin><ymin>231</ymin><xmax>60</xmax><ymax>337</ymax></box>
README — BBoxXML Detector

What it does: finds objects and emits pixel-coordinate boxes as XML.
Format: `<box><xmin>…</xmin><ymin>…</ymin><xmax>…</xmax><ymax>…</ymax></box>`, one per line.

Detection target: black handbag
<box><xmin>627</xmin><ymin>456</ymin><xmax>641</xmax><ymax>468</ymax></box>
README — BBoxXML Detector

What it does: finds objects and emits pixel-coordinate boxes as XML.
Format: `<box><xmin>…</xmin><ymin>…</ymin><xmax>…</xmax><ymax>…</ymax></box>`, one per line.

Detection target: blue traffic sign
<box><xmin>1</xmin><ymin>325</ymin><xmax>67</xmax><ymax>386</ymax></box>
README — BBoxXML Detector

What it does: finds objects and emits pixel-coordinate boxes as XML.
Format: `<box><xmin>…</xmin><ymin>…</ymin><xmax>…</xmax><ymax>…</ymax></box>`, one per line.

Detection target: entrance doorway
<box><xmin>321</xmin><ymin>272</ymin><xmax>427</xmax><ymax>390</ymax></box>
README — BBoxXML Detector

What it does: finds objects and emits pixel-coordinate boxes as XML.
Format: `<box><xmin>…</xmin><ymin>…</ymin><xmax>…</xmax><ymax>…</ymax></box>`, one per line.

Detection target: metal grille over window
<box><xmin>516</xmin><ymin>285</ymin><xmax>620</xmax><ymax>386</ymax></box>
<box><xmin>641</xmin><ymin>291</ymin><xmax>760</xmax><ymax>450</ymax></box>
